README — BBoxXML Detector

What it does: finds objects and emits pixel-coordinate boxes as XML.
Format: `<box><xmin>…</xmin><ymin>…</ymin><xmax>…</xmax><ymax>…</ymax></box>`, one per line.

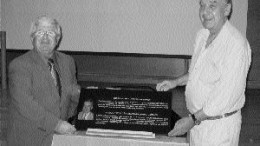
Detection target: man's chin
<box><xmin>202</xmin><ymin>20</ymin><xmax>215</xmax><ymax>29</ymax></box>
<box><xmin>37</xmin><ymin>50</ymin><xmax>54</xmax><ymax>59</ymax></box>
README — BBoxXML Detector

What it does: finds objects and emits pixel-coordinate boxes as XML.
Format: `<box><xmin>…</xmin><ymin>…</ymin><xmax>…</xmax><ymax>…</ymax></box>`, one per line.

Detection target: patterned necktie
<box><xmin>48</xmin><ymin>59</ymin><xmax>61</xmax><ymax>96</ymax></box>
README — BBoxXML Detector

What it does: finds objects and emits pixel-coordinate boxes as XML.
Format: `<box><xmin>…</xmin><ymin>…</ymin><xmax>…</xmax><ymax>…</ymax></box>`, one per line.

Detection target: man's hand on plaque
<box><xmin>168</xmin><ymin>116</ymin><xmax>194</xmax><ymax>136</ymax></box>
<box><xmin>55</xmin><ymin>120</ymin><xmax>76</xmax><ymax>135</ymax></box>
<box><xmin>156</xmin><ymin>80</ymin><xmax>178</xmax><ymax>91</ymax></box>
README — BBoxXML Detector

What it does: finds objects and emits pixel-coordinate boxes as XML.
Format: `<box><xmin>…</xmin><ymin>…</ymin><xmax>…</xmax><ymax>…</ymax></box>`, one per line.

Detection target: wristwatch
<box><xmin>190</xmin><ymin>114</ymin><xmax>201</xmax><ymax>125</ymax></box>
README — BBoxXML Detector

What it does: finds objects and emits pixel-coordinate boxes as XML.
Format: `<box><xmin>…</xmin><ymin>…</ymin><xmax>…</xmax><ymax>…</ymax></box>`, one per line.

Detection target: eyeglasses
<box><xmin>35</xmin><ymin>30</ymin><xmax>56</xmax><ymax>37</ymax></box>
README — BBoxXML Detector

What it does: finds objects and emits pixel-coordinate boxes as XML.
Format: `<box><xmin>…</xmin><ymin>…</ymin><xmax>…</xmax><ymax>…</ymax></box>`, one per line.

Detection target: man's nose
<box><xmin>43</xmin><ymin>32</ymin><xmax>50</xmax><ymax>38</ymax></box>
<box><xmin>204</xmin><ymin>5</ymin><xmax>213</xmax><ymax>14</ymax></box>
<box><xmin>41</xmin><ymin>34</ymin><xmax>50</xmax><ymax>43</ymax></box>
<box><xmin>202</xmin><ymin>7</ymin><xmax>211</xmax><ymax>18</ymax></box>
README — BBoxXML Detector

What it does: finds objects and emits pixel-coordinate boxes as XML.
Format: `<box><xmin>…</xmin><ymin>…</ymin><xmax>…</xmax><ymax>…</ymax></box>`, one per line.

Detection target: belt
<box><xmin>207</xmin><ymin>110</ymin><xmax>238</xmax><ymax>120</ymax></box>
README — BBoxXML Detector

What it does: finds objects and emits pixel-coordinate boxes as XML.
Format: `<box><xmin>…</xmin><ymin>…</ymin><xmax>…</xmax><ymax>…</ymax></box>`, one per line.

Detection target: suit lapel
<box><xmin>53</xmin><ymin>52</ymin><xmax>66</xmax><ymax>105</ymax></box>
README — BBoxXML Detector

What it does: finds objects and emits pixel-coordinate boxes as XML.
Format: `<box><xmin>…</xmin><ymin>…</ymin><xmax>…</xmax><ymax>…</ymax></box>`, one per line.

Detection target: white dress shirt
<box><xmin>185</xmin><ymin>21</ymin><xmax>251</xmax><ymax>116</ymax></box>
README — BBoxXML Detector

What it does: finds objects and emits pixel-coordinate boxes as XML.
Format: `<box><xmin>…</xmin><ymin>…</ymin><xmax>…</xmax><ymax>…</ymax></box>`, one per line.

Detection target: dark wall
<box><xmin>247</xmin><ymin>0</ymin><xmax>260</xmax><ymax>88</ymax></box>
<box><xmin>2</xmin><ymin>50</ymin><xmax>190</xmax><ymax>87</ymax></box>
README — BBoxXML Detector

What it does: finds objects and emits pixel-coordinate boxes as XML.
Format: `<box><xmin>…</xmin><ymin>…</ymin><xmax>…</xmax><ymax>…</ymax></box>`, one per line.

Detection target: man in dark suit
<box><xmin>7</xmin><ymin>16</ymin><xmax>80</xmax><ymax>146</ymax></box>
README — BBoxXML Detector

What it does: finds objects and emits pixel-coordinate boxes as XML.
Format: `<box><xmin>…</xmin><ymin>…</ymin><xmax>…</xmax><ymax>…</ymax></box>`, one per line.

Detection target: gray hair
<box><xmin>29</xmin><ymin>16</ymin><xmax>62</xmax><ymax>41</ymax></box>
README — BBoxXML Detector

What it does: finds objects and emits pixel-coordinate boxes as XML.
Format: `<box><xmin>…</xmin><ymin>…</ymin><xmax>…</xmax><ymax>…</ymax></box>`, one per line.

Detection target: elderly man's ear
<box><xmin>224</xmin><ymin>3</ymin><xmax>232</xmax><ymax>17</ymax></box>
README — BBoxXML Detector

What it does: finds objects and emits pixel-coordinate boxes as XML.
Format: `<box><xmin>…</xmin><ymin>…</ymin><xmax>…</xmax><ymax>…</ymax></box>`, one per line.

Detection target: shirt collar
<box><xmin>203</xmin><ymin>20</ymin><xmax>230</xmax><ymax>48</ymax></box>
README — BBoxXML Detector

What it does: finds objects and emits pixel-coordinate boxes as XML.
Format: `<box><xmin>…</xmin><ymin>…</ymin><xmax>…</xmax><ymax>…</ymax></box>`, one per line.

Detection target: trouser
<box><xmin>189</xmin><ymin>110</ymin><xmax>241</xmax><ymax>146</ymax></box>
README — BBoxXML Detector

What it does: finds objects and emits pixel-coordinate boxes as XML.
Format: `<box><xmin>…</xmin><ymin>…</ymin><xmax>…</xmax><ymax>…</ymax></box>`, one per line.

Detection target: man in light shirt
<box><xmin>78</xmin><ymin>99</ymin><xmax>94</xmax><ymax>120</ymax></box>
<box><xmin>156</xmin><ymin>0</ymin><xmax>251</xmax><ymax>145</ymax></box>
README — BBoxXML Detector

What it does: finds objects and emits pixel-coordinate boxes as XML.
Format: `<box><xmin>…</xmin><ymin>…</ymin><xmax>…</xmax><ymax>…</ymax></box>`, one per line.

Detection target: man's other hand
<box><xmin>54</xmin><ymin>120</ymin><xmax>76</xmax><ymax>134</ymax></box>
<box><xmin>168</xmin><ymin>116</ymin><xmax>194</xmax><ymax>137</ymax></box>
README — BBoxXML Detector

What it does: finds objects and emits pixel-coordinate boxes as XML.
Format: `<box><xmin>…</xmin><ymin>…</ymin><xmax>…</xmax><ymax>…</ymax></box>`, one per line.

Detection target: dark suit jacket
<box><xmin>7</xmin><ymin>49</ymin><xmax>79</xmax><ymax>146</ymax></box>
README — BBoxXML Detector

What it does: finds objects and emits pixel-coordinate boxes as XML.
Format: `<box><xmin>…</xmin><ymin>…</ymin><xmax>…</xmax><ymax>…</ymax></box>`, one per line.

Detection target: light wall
<box><xmin>2</xmin><ymin>0</ymin><xmax>248</xmax><ymax>55</ymax></box>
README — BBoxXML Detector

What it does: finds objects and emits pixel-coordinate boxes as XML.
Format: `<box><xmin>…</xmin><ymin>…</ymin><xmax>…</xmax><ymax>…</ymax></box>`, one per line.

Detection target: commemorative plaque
<box><xmin>75</xmin><ymin>86</ymin><xmax>180</xmax><ymax>135</ymax></box>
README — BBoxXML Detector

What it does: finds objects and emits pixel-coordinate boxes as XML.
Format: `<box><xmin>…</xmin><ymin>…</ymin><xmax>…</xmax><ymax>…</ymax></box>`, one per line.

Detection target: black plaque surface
<box><xmin>75</xmin><ymin>87</ymin><xmax>180</xmax><ymax>135</ymax></box>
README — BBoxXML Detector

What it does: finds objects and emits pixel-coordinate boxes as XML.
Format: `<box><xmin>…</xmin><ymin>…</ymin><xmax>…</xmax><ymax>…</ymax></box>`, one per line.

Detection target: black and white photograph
<box><xmin>0</xmin><ymin>0</ymin><xmax>259</xmax><ymax>146</ymax></box>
